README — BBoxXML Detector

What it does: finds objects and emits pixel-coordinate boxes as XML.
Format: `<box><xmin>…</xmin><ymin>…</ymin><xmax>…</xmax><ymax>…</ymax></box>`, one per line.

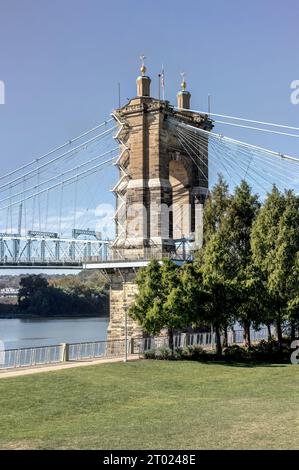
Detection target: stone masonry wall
<box><xmin>106</xmin><ymin>270</ymin><xmax>144</xmax><ymax>343</ymax></box>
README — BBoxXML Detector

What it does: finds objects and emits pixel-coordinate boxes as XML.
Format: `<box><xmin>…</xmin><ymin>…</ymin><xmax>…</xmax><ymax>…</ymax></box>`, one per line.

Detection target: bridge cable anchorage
<box><xmin>0</xmin><ymin>125</ymin><xmax>117</xmax><ymax>192</ymax></box>
<box><xmin>178</xmin><ymin>127</ymin><xmax>251</xmax><ymax>191</ymax></box>
<box><xmin>174</xmin><ymin>120</ymin><xmax>240</xmax><ymax>187</ymax></box>
<box><xmin>177</xmin><ymin>128</ymin><xmax>232</xmax><ymax>184</ymax></box>
<box><xmin>0</xmin><ymin>147</ymin><xmax>118</xmax><ymax>206</ymax></box>
<box><xmin>176</xmin><ymin>132</ymin><xmax>208</xmax><ymax>181</ymax></box>
<box><xmin>180</xmin><ymin>129</ymin><xmax>241</xmax><ymax>189</ymax></box>
<box><xmin>0</xmin><ymin>118</ymin><xmax>114</xmax><ymax>183</ymax></box>
<box><xmin>174</xmin><ymin>107</ymin><xmax>299</xmax><ymax>132</ymax></box>
<box><xmin>0</xmin><ymin>156</ymin><xmax>117</xmax><ymax>212</ymax></box>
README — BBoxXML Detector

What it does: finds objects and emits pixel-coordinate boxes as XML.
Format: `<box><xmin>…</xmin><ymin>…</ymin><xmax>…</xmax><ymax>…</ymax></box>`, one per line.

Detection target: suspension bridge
<box><xmin>1</xmin><ymin>65</ymin><xmax>299</xmax><ymax>271</ymax></box>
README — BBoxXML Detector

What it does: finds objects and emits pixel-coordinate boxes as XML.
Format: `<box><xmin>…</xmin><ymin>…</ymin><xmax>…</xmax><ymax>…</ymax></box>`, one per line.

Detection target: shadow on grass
<box><xmin>146</xmin><ymin>356</ymin><xmax>290</xmax><ymax>368</ymax></box>
<box><xmin>199</xmin><ymin>359</ymin><xmax>289</xmax><ymax>368</ymax></box>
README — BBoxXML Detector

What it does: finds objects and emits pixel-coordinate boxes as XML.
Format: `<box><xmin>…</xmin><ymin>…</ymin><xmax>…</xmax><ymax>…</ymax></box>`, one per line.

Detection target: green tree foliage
<box><xmin>199</xmin><ymin>179</ymin><xmax>261</xmax><ymax>348</ymax></box>
<box><xmin>250</xmin><ymin>187</ymin><xmax>299</xmax><ymax>347</ymax></box>
<box><xmin>219</xmin><ymin>180</ymin><xmax>261</xmax><ymax>346</ymax></box>
<box><xmin>18</xmin><ymin>275</ymin><xmax>48</xmax><ymax>309</ymax></box>
<box><xmin>17</xmin><ymin>273</ymin><xmax>108</xmax><ymax>317</ymax></box>
<box><xmin>129</xmin><ymin>179</ymin><xmax>299</xmax><ymax>355</ymax></box>
<box><xmin>268</xmin><ymin>191</ymin><xmax>299</xmax><ymax>340</ymax></box>
<box><xmin>199</xmin><ymin>233</ymin><xmax>235</xmax><ymax>354</ymax></box>
<box><xmin>129</xmin><ymin>260</ymin><xmax>205</xmax><ymax>353</ymax></box>
<box><xmin>50</xmin><ymin>270</ymin><xmax>107</xmax><ymax>297</ymax></box>
<box><xmin>203</xmin><ymin>173</ymin><xmax>230</xmax><ymax>245</ymax></box>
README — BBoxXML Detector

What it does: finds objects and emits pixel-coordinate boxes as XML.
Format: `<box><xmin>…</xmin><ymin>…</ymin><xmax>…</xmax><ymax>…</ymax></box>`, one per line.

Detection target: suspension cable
<box><xmin>174</xmin><ymin>107</ymin><xmax>299</xmax><ymax>132</ymax></box>
<box><xmin>175</xmin><ymin>121</ymin><xmax>299</xmax><ymax>164</ymax></box>
<box><xmin>213</xmin><ymin>120</ymin><xmax>299</xmax><ymax>139</ymax></box>
<box><xmin>0</xmin><ymin>156</ymin><xmax>116</xmax><ymax>211</ymax></box>
<box><xmin>0</xmin><ymin>119</ymin><xmax>114</xmax><ymax>182</ymax></box>
<box><xmin>0</xmin><ymin>126</ymin><xmax>117</xmax><ymax>192</ymax></box>
<box><xmin>0</xmin><ymin>147</ymin><xmax>118</xmax><ymax>205</ymax></box>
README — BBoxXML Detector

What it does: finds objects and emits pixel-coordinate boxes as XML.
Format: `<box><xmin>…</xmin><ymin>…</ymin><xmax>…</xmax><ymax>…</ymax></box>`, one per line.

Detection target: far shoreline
<box><xmin>0</xmin><ymin>313</ymin><xmax>109</xmax><ymax>320</ymax></box>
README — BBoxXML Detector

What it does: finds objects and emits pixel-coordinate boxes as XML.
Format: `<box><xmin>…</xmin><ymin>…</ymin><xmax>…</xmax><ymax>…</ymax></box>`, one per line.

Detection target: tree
<box><xmin>202</xmin><ymin>173</ymin><xmax>230</xmax><ymax>246</ymax></box>
<box><xmin>18</xmin><ymin>275</ymin><xmax>48</xmax><ymax>309</ymax></box>
<box><xmin>50</xmin><ymin>270</ymin><xmax>107</xmax><ymax>297</ymax></box>
<box><xmin>199</xmin><ymin>180</ymin><xmax>261</xmax><ymax>349</ymax></box>
<box><xmin>267</xmin><ymin>191</ymin><xmax>299</xmax><ymax>344</ymax></box>
<box><xmin>220</xmin><ymin>180</ymin><xmax>260</xmax><ymax>346</ymax></box>
<box><xmin>17</xmin><ymin>273</ymin><xmax>107</xmax><ymax>317</ymax></box>
<box><xmin>129</xmin><ymin>260</ymin><xmax>198</xmax><ymax>353</ymax></box>
<box><xmin>200</xmin><ymin>233</ymin><xmax>235</xmax><ymax>355</ymax></box>
<box><xmin>251</xmin><ymin>186</ymin><xmax>287</xmax><ymax>348</ymax></box>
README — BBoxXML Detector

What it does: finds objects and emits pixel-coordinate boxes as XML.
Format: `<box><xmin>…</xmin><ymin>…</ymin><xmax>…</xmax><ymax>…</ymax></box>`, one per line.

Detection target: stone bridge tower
<box><xmin>106</xmin><ymin>64</ymin><xmax>213</xmax><ymax>342</ymax></box>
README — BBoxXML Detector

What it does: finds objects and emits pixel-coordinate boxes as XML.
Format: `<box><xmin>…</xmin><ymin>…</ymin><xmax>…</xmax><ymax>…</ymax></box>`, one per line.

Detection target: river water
<box><xmin>0</xmin><ymin>317</ymin><xmax>109</xmax><ymax>350</ymax></box>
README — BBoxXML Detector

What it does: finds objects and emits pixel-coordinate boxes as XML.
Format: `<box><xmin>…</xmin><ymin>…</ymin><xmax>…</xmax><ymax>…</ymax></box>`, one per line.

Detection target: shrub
<box><xmin>144</xmin><ymin>339</ymin><xmax>291</xmax><ymax>362</ymax></box>
<box><xmin>223</xmin><ymin>344</ymin><xmax>248</xmax><ymax>359</ymax></box>
<box><xmin>144</xmin><ymin>345</ymin><xmax>206</xmax><ymax>361</ymax></box>
<box><xmin>144</xmin><ymin>349</ymin><xmax>156</xmax><ymax>359</ymax></box>
<box><xmin>181</xmin><ymin>345</ymin><xmax>206</xmax><ymax>360</ymax></box>
<box><xmin>250</xmin><ymin>338</ymin><xmax>291</xmax><ymax>359</ymax></box>
<box><xmin>155</xmin><ymin>346</ymin><xmax>173</xmax><ymax>360</ymax></box>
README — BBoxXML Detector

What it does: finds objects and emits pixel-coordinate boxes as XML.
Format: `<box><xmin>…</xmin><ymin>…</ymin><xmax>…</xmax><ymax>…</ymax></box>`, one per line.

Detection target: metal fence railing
<box><xmin>134</xmin><ymin>332</ymin><xmax>215</xmax><ymax>354</ymax></box>
<box><xmin>232</xmin><ymin>327</ymin><xmax>270</xmax><ymax>344</ymax></box>
<box><xmin>0</xmin><ymin>327</ymin><xmax>275</xmax><ymax>371</ymax></box>
<box><xmin>0</xmin><ymin>333</ymin><xmax>216</xmax><ymax>371</ymax></box>
<box><xmin>0</xmin><ymin>339</ymin><xmax>133</xmax><ymax>370</ymax></box>
<box><xmin>1</xmin><ymin>344</ymin><xmax>63</xmax><ymax>370</ymax></box>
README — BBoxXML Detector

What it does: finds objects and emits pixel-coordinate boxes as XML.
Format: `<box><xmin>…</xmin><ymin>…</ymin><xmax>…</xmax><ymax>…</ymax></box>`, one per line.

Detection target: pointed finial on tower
<box><xmin>140</xmin><ymin>54</ymin><xmax>147</xmax><ymax>76</ymax></box>
<box><xmin>177</xmin><ymin>71</ymin><xmax>191</xmax><ymax>109</ymax></box>
<box><xmin>136</xmin><ymin>54</ymin><xmax>151</xmax><ymax>97</ymax></box>
<box><xmin>180</xmin><ymin>72</ymin><xmax>187</xmax><ymax>91</ymax></box>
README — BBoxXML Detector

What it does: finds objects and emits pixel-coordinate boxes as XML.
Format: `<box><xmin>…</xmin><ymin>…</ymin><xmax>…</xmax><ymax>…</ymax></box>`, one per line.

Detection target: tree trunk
<box><xmin>168</xmin><ymin>328</ymin><xmax>174</xmax><ymax>356</ymax></box>
<box><xmin>267</xmin><ymin>323</ymin><xmax>272</xmax><ymax>340</ymax></box>
<box><xmin>215</xmin><ymin>324</ymin><xmax>222</xmax><ymax>356</ymax></box>
<box><xmin>223</xmin><ymin>326</ymin><xmax>228</xmax><ymax>348</ymax></box>
<box><xmin>290</xmin><ymin>323</ymin><xmax>296</xmax><ymax>341</ymax></box>
<box><xmin>276</xmin><ymin>319</ymin><xmax>283</xmax><ymax>352</ymax></box>
<box><xmin>243</xmin><ymin>320</ymin><xmax>251</xmax><ymax>348</ymax></box>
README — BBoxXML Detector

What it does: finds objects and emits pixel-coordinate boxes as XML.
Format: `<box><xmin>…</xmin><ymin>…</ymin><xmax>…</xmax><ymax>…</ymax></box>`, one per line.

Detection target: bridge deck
<box><xmin>83</xmin><ymin>258</ymin><xmax>185</xmax><ymax>270</ymax></box>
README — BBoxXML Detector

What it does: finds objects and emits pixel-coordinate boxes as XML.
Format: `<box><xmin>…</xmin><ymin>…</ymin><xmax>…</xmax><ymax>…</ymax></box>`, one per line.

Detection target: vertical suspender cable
<box><xmin>59</xmin><ymin>182</ymin><xmax>64</xmax><ymax>236</ymax></box>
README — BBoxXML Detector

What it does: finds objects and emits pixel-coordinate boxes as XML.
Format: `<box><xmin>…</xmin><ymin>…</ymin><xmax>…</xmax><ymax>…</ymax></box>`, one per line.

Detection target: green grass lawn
<box><xmin>0</xmin><ymin>360</ymin><xmax>298</xmax><ymax>449</ymax></box>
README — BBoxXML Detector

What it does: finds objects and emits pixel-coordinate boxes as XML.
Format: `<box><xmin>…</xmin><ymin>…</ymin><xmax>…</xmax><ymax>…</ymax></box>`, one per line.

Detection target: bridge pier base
<box><xmin>107</xmin><ymin>269</ymin><xmax>144</xmax><ymax>344</ymax></box>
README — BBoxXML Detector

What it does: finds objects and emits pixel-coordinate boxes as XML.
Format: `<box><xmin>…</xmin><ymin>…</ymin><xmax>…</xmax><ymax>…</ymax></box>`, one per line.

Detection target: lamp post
<box><xmin>124</xmin><ymin>303</ymin><xmax>128</xmax><ymax>363</ymax></box>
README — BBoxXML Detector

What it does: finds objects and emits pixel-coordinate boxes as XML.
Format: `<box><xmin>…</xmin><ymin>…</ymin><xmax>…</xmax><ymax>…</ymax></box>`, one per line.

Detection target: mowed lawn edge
<box><xmin>0</xmin><ymin>360</ymin><xmax>298</xmax><ymax>450</ymax></box>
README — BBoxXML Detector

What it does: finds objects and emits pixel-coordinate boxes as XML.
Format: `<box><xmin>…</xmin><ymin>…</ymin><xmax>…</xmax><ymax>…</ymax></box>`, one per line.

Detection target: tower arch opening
<box><xmin>169</xmin><ymin>158</ymin><xmax>190</xmax><ymax>240</ymax></box>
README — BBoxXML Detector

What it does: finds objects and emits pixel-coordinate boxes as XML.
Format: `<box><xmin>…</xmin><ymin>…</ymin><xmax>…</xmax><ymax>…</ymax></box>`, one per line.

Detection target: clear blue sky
<box><xmin>0</xmin><ymin>0</ymin><xmax>298</xmax><ymax>235</ymax></box>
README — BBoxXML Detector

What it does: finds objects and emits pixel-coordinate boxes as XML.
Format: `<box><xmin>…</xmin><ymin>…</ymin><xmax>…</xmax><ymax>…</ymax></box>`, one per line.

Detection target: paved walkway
<box><xmin>0</xmin><ymin>355</ymin><xmax>140</xmax><ymax>379</ymax></box>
